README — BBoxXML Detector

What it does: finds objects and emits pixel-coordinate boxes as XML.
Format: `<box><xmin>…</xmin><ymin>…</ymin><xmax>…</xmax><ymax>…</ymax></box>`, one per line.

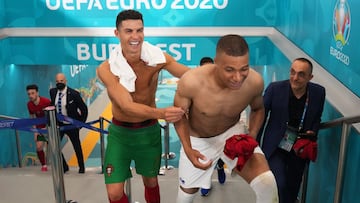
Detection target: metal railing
<box><xmin>300</xmin><ymin>115</ymin><xmax>360</xmax><ymax>203</ymax></box>
<box><xmin>1</xmin><ymin>114</ymin><xmax>175</xmax><ymax>202</ymax></box>
<box><xmin>99</xmin><ymin>117</ymin><xmax>111</xmax><ymax>173</ymax></box>
<box><xmin>0</xmin><ymin>114</ymin><xmax>110</xmax><ymax>170</ymax></box>
<box><xmin>44</xmin><ymin>107</ymin><xmax>67</xmax><ymax>203</ymax></box>
<box><xmin>161</xmin><ymin>122</ymin><xmax>176</xmax><ymax>171</ymax></box>
<box><xmin>0</xmin><ymin>114</ymin><xmax>22</xmax><ymax>168</ymax></box>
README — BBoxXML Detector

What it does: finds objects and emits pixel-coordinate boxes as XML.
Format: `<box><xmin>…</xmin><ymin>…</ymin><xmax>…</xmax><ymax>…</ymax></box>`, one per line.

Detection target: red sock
<box><xmin>109</xmin><ymin>193</ymin><xmax>128</xmax><ymax>203</ymax></box>
<box><xmin>37</xmin><ymin>150</ymin><xmax>46</xmax><ymax>165</ymax></box>
<box><xmin>145</xmin><ymin>185</ymin><xmax>160</xmax><ymax>203</ymax></box>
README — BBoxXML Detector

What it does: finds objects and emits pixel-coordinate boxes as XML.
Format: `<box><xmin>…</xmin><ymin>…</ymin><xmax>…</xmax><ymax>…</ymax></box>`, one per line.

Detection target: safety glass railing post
<box><xmin>333</xmin><ymin>122</ymin><xmax>350</xmax><ymax>203</ymax></box>
<box><xmin>161</xmin><ymin>122</ymin><xmax>175</xmax><ymax>170</ymax></box>
<box><xmin>45</xmin><ymin>106</ymin><xmax>66</xmax><ymax>203</ymax></box>
<box><xmin>100</xmin><ymin>117</ymin><xmax>105</xmax><ymax>174</ymax></box>
<box><xmin>15</xmin><ymin>129</ymin><xmax>22</xmax><ymax>168</ymax></box>
<box><xmin>299</xmin><ymin>163</ymin><xmax>309</xmax><ymax>203</ymax></box>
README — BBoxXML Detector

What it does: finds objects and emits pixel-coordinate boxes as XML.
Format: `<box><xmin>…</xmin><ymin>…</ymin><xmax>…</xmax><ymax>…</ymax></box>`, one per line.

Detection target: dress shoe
<box><xmin>78</xmin><ymin>168</ymin><xmax>85</xmax><ymax>174</ymax></box>
<box><xmin>63</xmin><ymin>166</ymin><xmax>69</xmax><ymax>173</ymax></box>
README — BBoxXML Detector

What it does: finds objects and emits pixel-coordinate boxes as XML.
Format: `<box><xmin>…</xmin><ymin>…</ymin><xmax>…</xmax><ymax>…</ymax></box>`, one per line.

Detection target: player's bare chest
<box><xmin>133</xmin><ymin>66</ymin><xmax>160</xmax><ymax>84</ymax></box>
<box><xmin>194</xmin><ymin>91</ymin><xmax>246</xmax><ymax>117</ymax></box>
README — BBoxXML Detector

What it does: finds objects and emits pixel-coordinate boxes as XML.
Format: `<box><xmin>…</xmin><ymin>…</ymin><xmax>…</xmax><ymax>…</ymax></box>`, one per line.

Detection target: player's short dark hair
<box><xmin>294</xmin><ymin>57</ymin><xmax>313</xmax><ymax>73</ymax></box>
<box><xmin>26</xmin><ymin>84</ymin><xmax>38</xmax><ymax>91</ymax></box>
<box><xmin>216</xmin><ymin>34</ymin><xmax>249</xmax><ymax>57</ymax></box>
<box><xmin>116</xmin><ymin>10</ymin><xmax>143</xmax><ymax>29</ymax></box>
<box><xmin>199</xmin><ymin>57</ymin><xmax>214</xmax><ymax>66</ymax></box>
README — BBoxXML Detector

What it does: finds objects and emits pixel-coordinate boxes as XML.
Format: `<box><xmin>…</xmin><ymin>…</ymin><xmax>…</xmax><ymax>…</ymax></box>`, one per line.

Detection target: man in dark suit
<box><xmin>50</xmin><ymin>73</ymin><xmax>88</xmax><ymax>174</ymax></box>
<box><xmin>257</xmin><ymin>58</ymin><xmax>326</xmax><ymax>203</ymax></box>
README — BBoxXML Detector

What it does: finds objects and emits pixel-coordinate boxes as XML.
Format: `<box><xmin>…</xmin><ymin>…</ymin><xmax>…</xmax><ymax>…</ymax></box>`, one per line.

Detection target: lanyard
<box><xmin>298</xmin><ymin>90</ymin><xmax>309</xmax><ymax>131</ymax></box>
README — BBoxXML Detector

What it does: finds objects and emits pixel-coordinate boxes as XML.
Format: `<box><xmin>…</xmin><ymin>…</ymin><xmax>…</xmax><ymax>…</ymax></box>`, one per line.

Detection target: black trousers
<box><xmin>60</xmin><ymin>128</ymin><xmax>85</xmax><ymax>170</ymax></box>
<box><xmin>268</xmin><ymin>149</ymin><xmax>307</xmax><ymax>203</ymax></box>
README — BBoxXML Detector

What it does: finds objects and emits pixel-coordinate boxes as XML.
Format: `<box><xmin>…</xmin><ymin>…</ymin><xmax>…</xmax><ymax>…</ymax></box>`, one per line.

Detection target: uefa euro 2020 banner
<box><xmin>3</xmin><ymin>0</ymin><xmax>278</xmax><ymax>65</ymax></box>
<box><xmin>5</xmin><ymin>0</ymin><xmax>273</xmax><ymax>27</ymax></box>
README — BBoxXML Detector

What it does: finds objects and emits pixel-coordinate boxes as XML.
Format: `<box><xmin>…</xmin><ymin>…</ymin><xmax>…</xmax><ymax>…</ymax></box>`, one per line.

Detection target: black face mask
<box><xmin>56</xmin><ymin>83</ymin><xmax>66</xmax><ymax>90</ymax></box>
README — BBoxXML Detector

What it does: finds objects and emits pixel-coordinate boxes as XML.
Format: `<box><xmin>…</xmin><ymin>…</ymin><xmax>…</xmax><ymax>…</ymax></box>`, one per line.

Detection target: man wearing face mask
<box><xmin>49</xmin><ymin>73</ymin><xmax>88</xmax><ymax>173</ymax></box>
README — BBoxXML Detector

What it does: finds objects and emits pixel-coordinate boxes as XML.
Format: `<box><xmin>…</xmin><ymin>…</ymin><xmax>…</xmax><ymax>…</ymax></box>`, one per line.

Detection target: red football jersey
<box><xmin>27</xmin><ymin>96</ymin><xmax>51</xmax><ymax>128</ymax></box>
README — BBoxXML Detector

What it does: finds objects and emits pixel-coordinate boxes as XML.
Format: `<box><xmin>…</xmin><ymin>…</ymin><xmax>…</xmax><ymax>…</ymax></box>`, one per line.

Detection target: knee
<box><xmin>107</xmin><ymin>192</ymin><xmax>125</xmax><ymax>201</ymax></box>
<box><xmin>250</xmin><ymin>170</ymin><xmax>278</xmax><ymax>192</ymax></box>
<box><xmin>250</xmin><ymin>171</ymin><xmax>279</xmax><ymax>203</ymax></box>
<box><xmin>36</xmin><ymin>141</ymin><xmax>43</xmax><ymax>149</ymax></box>
<box><xmin>180</xmin><ymin>186</ymin><xmax>199</xmax><ymax>194</ymax></box>
<box><xmin>142</xmin><ymin>176</ymin><xmax>158</xmax><ymax>188</ymax></box>
<box><xmin>106</xmin><ymin>184</ymin><xmax>125</xmax><ymax>201</ymax></box>
<box><xmin>176</xmin><ymin>187</ymin><xmax>198</xmax><ymax>203</ymax></box>
<box><xmin>236</xmin><ymin>154</ymin><xmax>270</xmax><ymax>183</ymax></box>
<box><xmin>36</xmin><ymin>145</ymin><xmax>42</xmax><ymax>151</ymax></box>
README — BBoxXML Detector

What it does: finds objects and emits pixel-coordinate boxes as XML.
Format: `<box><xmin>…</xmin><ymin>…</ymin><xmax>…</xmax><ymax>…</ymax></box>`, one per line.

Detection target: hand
<box><xmin>299</xmin><ymin>130</ymin><xmax>317</xmax><ymax>141</ymax></box>
<box><xmin>305</xmin><ymin>130</ymin><xmax>315</xmax><ymax>136</ymax></box>
<box><xmin>224</xmin><ymin>134</ymin><xmax>258</xmax><ymax>171</ymax></box>
<box><xmin>185</xmin><ymin>148</ymin><xmax>213</xmax><ymax>170</ymax></box>
<box><xmin>164</xmin><ymin>106</ymin><xmax>185</xmax><ymax>123</ymax></box>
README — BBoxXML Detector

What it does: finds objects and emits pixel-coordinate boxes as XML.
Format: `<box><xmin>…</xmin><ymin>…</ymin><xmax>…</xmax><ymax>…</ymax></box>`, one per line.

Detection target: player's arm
<box><xmin>305</xmin><ymin>86</ymin><xmax>326</xmax><ymax>136</ymax></box>
<box><xmin>162</xmin><ymin>53</ymin><xmax>190</xmax><ymax>78</ymax></box>
<box><xmin>173</xmin><ymin>79</ymin><xmax>192</xmax><ymax>154</ymax></box>
<box><xmin>248</xmin><ymin>74</ymin><xmax>265</xmax><ymax>139</ymax></box>
<box><xmin>96</xmin><ymin>61</ymin><xmax>184</xmax><ymax>122</ymax></box>
<box><xmin>174</xmin><ymin>72</ymin><xmax>212</xmax><ymax>170</ymax></box>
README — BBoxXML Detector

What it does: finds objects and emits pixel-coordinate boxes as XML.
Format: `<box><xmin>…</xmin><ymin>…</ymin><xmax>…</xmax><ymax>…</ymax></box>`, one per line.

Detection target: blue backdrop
<box><xmin>275</xmin><ymin>1</ymin><xmax>360</xmax><ymax>202</ymax></box>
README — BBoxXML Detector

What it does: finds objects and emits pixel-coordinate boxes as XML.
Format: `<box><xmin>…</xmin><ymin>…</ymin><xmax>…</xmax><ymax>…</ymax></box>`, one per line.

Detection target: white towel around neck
<box><xmin>109</xmin><ymin>41</ymin><xmax>166</xmax><ymax>92</ymax></box>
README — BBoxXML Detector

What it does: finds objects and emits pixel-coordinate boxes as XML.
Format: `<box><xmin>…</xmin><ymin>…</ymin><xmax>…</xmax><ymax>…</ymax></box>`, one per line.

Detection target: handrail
<box><xmin>0</xmin><ymin>114</ymin><xmax>19</xmax><ymax>119</ymax></box>
<box><xmin>0</xmin><ymin>115</ymin><xmax>22</xmax><ymax>167</ymax></box>
<box><xmin>161</xmin><ymin>122</ymin><xmax>175</xmax><ymax>171</ymax></box>
<box><xmin>301</xmin><ymin>114</ymin><xmax>360</xmax><ymax>203</ymax></box>
<box><xmin>98</xmin><ymin>116</ymin><xmax>112</xmax><ymax>172</ymax></box>
<box><xmin>320</xmin><ymin>115</ymin><xmax>360</xmax><ymax>129</ymax></box>
<box><xmin>102</xmin><ymin>117</ymin><xmax>112</xmax><ymax>124</ymax></box>
<box><xmin>1</xmin><ymin>114</ymin><xmax>133</xmax><ymax>202</ymax></box>
<box><xmin>99</xmin><ymin>116</ymin><xmax>112</xmax><ymax>175</ymax></box>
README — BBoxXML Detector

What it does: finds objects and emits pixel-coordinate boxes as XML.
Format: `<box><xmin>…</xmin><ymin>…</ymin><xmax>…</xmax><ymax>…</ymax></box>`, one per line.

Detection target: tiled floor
<box><xmin>0</xmin><ymin>166</ymin><xmax>256</xmax><ymax>203</ymax></box>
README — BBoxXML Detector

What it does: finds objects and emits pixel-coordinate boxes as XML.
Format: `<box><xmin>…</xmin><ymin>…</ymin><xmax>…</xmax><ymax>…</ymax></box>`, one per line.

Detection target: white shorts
<box><xmin>178</xmin><ymin>122</ymin><xmax>264</xmax><ymax>189</ymax></box>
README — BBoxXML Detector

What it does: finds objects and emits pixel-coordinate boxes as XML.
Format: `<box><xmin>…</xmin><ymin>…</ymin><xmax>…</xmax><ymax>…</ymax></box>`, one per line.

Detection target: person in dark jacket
<box><xmin>50</xmin><ymin>73</ymin><xmax>88</xmax><ymax>174</ymax></box>
<box><xmin>257</xmin><ymin>58</ymin><xmax>326</xmax><ymax>203</ymax></box>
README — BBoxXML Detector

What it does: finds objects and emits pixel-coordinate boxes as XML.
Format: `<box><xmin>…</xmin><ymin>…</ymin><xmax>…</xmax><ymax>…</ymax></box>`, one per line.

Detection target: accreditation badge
<box><xmin>278</xmin><ymin>126</ymin><xmax>298</xmax><ymax>152</ymax></box>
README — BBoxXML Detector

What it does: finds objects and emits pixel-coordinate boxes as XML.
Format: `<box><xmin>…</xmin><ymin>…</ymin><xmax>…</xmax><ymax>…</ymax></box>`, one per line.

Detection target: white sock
<box><xmin>176</xmin><ymin>188</ymin><xmax>196</xmax><ymax>203</ymax></box>
<box><xmin>250</xmin><ymin>171</ymin><xmax>279</xmax><ymax>203</ymax></box>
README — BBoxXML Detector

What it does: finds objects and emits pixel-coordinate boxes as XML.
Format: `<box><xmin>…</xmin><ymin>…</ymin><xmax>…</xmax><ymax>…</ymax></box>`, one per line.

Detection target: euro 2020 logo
<box><xmin>333</xmin><ymin>0</ymin><xmax>351</xmax><ymax>50</ymax></box>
